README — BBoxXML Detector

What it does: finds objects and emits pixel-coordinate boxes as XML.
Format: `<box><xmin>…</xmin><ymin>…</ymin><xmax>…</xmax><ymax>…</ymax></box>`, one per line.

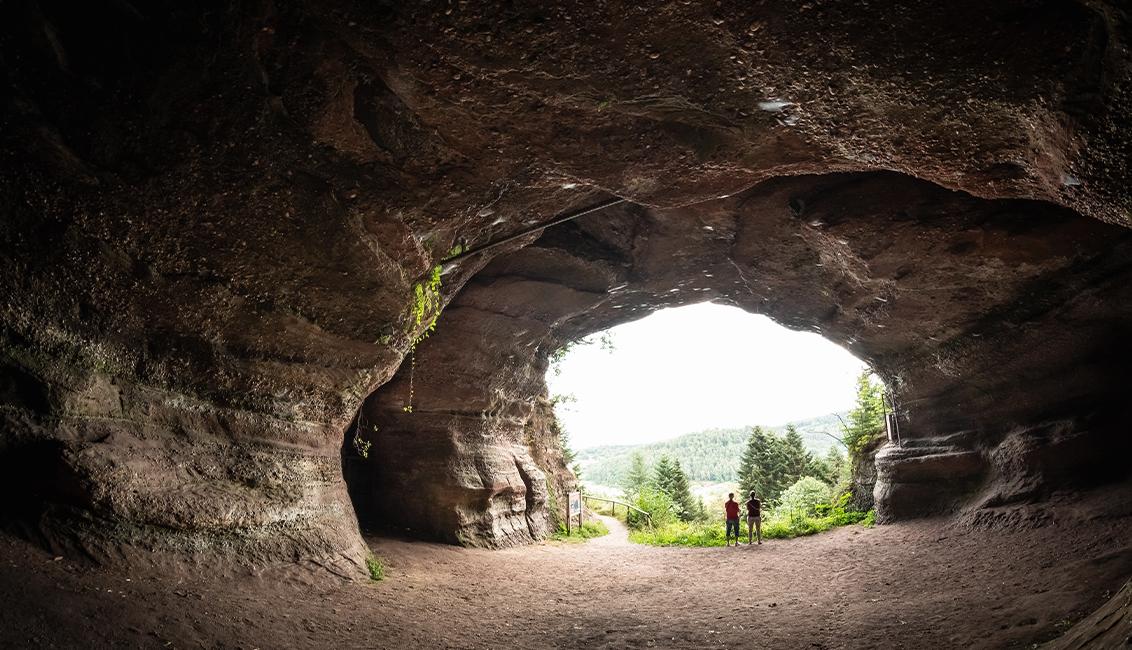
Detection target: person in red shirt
<box><xmin>724</xmin><ymin>493</ymin><xmax>741</xmax><ymax>547</ymax></box>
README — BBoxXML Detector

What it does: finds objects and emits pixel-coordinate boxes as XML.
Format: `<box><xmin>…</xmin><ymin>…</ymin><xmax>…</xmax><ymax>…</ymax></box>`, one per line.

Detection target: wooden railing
<box><xmin>582</xmin><ymin>495</ymin><xmax>652</xmax><ymax>527</ymax></box>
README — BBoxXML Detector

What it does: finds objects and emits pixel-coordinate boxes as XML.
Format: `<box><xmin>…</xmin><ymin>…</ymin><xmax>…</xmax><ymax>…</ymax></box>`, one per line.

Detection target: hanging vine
<box><xmin>352</xmin><ymin>408</ymin><xmax>374</xmax><ymax>459</ymax></box>
<box><xmin>402</xmin><ymin>244</ymin><xmax>464</xmax><ymax>413</ymax></box>
<box><xmin>403</xmin><ymin>261</ymin><xmax>444</xmax><ymax>412</ymax></box>
<box><xmin>403</xmin><ymin>343</ymin><xmax>416</xmax><ymax>413</ymax></box>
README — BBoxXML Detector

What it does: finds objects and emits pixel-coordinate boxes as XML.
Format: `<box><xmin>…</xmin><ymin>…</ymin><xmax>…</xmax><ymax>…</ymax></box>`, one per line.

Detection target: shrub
<box><xmin>861</xmin><ymin>509</ymin><xmax>877</xmax><ymax>527</ymax></box>
<box><xmin>777</xmin><ymin>477</ymin><xmax>833</xmax><ymax>518</ymax></box>
<box><xmin>627</xmin><ymin>487</ymin><xmax>676</xmax><ymax>530</ymax></box>
<box><xmin>365</xmin><ymin>554</ymin><xmax>385</xmax><ymax>581</ymax></box>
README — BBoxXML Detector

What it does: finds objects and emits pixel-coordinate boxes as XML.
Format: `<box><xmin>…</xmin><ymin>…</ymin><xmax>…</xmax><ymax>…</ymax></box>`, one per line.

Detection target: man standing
<box><xmin>724</xmin><ymin>493</ymin><xmax>741</xmax><ymax>547</ymax></box>
<box><xmin>746</xmin><ymin>491</ymin><xmax>762</xmax><ymax>545</ymax></box>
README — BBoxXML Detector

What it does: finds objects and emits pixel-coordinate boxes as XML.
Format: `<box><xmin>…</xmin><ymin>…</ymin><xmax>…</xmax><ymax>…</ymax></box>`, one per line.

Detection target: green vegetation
<box><xmin>778</xmin><ymin>476</ymin><xmax>832</xmax><ymax>515</ymax></box>
<box><xmin>552</xmin><ymin>519</ymin><xmax>610</xmax><ymax>542</ymax></box>
<box><xmin>860</xmin><ymin>509</ymin><xmax>877</xmax><ymax>527</ymax></box>
<box><xmin>402</xmin><ymin>243</ymin><xmax>467</xmax><ymax>414</ymax></box>
<box><xmin>630</xmin><ymin>491</ymin><xmax>874</xmax><ymax>547</ymax></box>
<box><xmin>365</xmin><ymin>554</ymin><xmax>386</xmax><ymax>581</ymax></box>
<box><xmin>842</xmin><ymin>370</ymin><xmax>887</xmax><ymax>459</ymax></box>
<box><xmin>617</xmin><ymin>450</ymin><xmax>704</xmax><ymax>527</ymax></box>
<box><xmin>544</xmin><ymin>477</ymin><xmax>561</xmax><ymax>530</ymax></box>
<box><xmin>621</xmin><ymin>452</ymin><xmax>651</xmax><ymax>498</ymax></box>
<box><xmin>409</xmin><ymin>264</ymin><xmax>443</xmax><ymax>336</ymax></box>
<box><xmin>550</xmin><ymin>394</ymin><xmax>583</xmax><ymax>479</ymax></box>
<box><xmin>626</xmin><ymin>487</ymin><xmax>675</xmax><ymax>528</ymax></box>
<box><xmin>575</xmin><ymin>413</ymin><xmax>848</xmax><ymax>487</ymax></box>
<box><xmin>352</xmin><ymin>431</ymin><xmax>373</xmax><ymax>460</ymax></box>
<box><xmin>401</xmin><ymin>265</ymin><xmax>442</xmax><ymax>414</ymax></box>
<box><xmin>602</xmin><ymin>372</ymin><xmax>886</xmax><ymax>548</ymax></box>
<box><xmin>549</xmin><ymin>331</ymin><xmax>615</xmax><ymax>376</ymax></box>
<box><xmin>653</xmin><ymin>455</ymin><xmax>699</xmax><ymax>521</ymax></box>
<box><xmin>735</xmin><ymin>424</ymin><xmax>838</xmax><ymax>504</ymax></box>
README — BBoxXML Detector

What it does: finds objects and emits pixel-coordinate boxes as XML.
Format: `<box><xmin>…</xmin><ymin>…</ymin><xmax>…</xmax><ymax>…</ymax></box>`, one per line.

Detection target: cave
<box><xmin>341</xmin><ymin>171</ymin><xmax>1132</xmax><ymax>549</ymax></box>
<box><xmin>1</xmin><ymin>1</ymin><xmax>1131</xmax><ymax>647</ymax></box>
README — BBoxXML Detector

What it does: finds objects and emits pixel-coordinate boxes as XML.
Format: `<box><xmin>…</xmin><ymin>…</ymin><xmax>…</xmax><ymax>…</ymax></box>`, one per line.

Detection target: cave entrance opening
<box><xmin>547</xmin><ymin>301</ymin><xmax>884</xmax><ymax>531</ymax></box>
<box><xmin>341</xmin><ymin>170</ymin><xmax>1132</xmax><ymax>549</ymax></box>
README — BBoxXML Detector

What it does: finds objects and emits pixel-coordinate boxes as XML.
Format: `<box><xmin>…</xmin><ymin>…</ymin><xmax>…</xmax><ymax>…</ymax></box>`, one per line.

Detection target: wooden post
<box><xmin>565</xmin><ymin>501</ymin><xmax>571</xmax><ymax>536</ymax></box>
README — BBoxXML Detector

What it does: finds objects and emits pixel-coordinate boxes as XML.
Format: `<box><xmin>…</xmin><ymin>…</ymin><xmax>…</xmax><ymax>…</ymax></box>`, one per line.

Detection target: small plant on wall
<box><xmin>352</xmin><ymin>430</ymin><xmax>373</xmax><ymax>459</ymax></box>
<box><xmin>402</xmin><ymin>265</ymin><xmax>440</xmax><ymax>413</ymax></box>
<box><xmin>402</xmin><ymin>243</ymin><xmax>464</xmax><ymax>413</ymax></box>
<box><xmin>351</xmin><ymin>411</ymin><xmax>376</xmax><ymax>460</ymax></box>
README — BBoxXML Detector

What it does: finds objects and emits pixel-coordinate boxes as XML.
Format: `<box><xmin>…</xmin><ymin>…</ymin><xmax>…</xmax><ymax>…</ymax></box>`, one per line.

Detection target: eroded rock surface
<box><xmin>359</xmin><ymin>171</ymin><xmax>1132</xmax><ymax>544</ymax></box>
<box><xmin>0</xmin><ymin>1</ymin><xmax>1130</xmax><ymax>571</ymax></box>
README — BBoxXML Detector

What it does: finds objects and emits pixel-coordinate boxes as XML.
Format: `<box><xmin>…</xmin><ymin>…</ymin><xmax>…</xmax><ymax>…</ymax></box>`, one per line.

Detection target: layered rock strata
<box><xmin>360</xmin><ymin>173</ymin><xmax>1132</xmax><ymax>544</ymax></box>
<box><xmin>0</xmin><ymin>1</ymin><xmax>1129</xmax><ymax>564</ymax></box>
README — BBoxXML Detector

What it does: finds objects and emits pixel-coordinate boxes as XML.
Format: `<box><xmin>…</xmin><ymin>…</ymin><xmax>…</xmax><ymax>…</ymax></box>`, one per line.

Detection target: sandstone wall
<box><xmin>0</xmin><ymin>0</ymin><xmax>1130</xmax><ymax>561</ymax></box>
<box><xmin>355</xmin><ymin>175</ymin><xmax>1132</xmax><ymax>546</ymax></box>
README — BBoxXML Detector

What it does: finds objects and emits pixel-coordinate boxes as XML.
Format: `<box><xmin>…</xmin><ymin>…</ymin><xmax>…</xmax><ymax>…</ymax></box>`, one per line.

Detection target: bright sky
<box><xmin>546</xmin><ymin>302</ymin><xmax>868</xmax><ymax>450</ymax></box>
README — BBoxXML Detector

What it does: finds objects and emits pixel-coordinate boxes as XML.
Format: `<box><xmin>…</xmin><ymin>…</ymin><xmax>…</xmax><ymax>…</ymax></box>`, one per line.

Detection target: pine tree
<box><xmin>653</xmin><ymin>456</ymin><xmax>697</xmax><ymax>521</ymax></box>
<box><xmin>691</xmin><ymin>496</ymin><xmax>708</xmax><ymax>522</ymax></box>
<box><xmin>822</xmin><ymin>446</ymin><xmax>847</xmax><ymax>486</ymax></box>
<box><xmin>737</xmin><ymin>427</ymin><xmax>761</xmax><ymax>501</ymax></box>
<box><xmin>764</xmin><ymin>432</ymin><xmax>789</xmax><ymax>501</ymax></box>
<box><xmin>622</xmin><ymin>451</ymin><xmax>650</xmax><ymax>498</ymax></box>
<box><xmin>780</xmin><ymin>424</ymin><xmax>813</xmax><ymax>486</ymax></box>
<box><xmin>653</xmin><ymin>455</ymin><xmax>676</xmax><ymax>492</ymax></box>
<box><xmin>738</xmin><ymin>426</ymin><xmax>788</xmax><ymax>503</ymax></box>
<box><xmin>843</xmin><ymin>371</ymin><xmax>886</xmax><ymax>458</ymax></box>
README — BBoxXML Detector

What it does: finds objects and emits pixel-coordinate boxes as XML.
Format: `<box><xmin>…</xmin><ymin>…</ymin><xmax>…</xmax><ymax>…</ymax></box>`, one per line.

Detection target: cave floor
<box><xmin>0</xmin><ymin>498</ymin><xmax>1129</xmax><ymax>649</ymax></box>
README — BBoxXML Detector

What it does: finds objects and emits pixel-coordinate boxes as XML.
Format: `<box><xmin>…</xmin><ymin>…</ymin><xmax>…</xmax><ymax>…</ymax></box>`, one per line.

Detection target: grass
<box><xmin>365</xmin><ymin>553</ymin><xmax>386</xmax><ymax>581</ymax></box>
<box><xmin>551</xmin><ymin>519</ymin><xmax>610</xmax><ymax>543</ymax></box>
<box><xmin>629</xmin><ymin>509</ymin><xmax>875</xmax><ymax>547</ymax></box>
<box><xmin>587</xmin><ymin>500</ymin><xmax>627</xmax><ymax>522</ymax></box>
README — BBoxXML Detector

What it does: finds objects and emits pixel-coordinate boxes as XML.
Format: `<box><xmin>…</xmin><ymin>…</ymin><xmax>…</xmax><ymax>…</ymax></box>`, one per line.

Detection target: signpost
<box><xmin>567</xmin><ymin>491</ymin><xmax>582</xmax><ymax>535</ymax></box>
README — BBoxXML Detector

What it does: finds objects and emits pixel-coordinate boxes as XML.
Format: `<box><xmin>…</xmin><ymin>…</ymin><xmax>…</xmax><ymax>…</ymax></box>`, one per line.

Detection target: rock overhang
<box><xmin>356</xmin><ymin>170</ymin><xmax>1132</xmax><ymax>545</ymax></box>
<box><xmin>0</xmin><ymin>0</ymin><xmax>1129</xmax><ymax>567</ymax></box>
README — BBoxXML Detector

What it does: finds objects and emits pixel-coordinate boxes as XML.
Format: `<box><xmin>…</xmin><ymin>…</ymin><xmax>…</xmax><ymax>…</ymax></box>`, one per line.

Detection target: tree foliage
<box><xmin>778</xmin><ymin>477</ymin><xmax>833</xmax><ymax>517</ymax></box>
<box><xmin>842</xmin><ymin>370</ymin><xmax>887</xmax><ymax>458</ymax></box>
<box><xmin>575</xmin><ymin>413</ymin><xmax>847</xmax><ymax>487</ymax></box>
<box><xmin>810</xmin><ymin>446</ymin><xmax>848</xmax><ymax>487</ymax></box>
<box><xmin>548</xmin><ymin>331</ymin><xmax>616</xmax><ymax>376</ymax></box>
<box><xmin>653</xmin><ymin>455</ymin><xmax>698</xmax><ymax>521</ymax></box>
<box><xmin>781</xmin><ymin>424</ymin><xmax>814</xmax><ymax>482</ymax></box>
<box><xmin>621</xmin><ymin>451</ymin><xmax>650</xmax><ymax>499</ymax></box>
<box><xmin>737</xmin><ymin>426</ymin><xmax>784</xmax><ymax>502</ymax></box>
<box><xmin>627</xmin><ymin>486</ymin><xmax>675</xmax><ymax>529</ymax></box>
<box><xmin>736</xmin><ymin>424</ymin><xmax>834</xmax><ymax>504</ymax></box>
<box><xmin>549</xmin><ymin>394</ymin><xmax>582</xmax><ymax>479</ymax></box>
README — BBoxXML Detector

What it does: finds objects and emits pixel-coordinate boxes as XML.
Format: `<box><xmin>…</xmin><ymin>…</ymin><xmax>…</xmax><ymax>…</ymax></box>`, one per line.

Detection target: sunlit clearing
<box><xmin>546</xmin><ymin>302</ymin><xmax>868</xmax><ymax>450</ymax></box>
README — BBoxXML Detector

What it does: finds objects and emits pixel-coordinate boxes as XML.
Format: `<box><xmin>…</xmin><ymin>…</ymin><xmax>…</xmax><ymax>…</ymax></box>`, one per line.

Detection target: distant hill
<box><xmin>574</xmin><ymin>413</ymin><xmax>847</xmax><ymax>487</ymax></box>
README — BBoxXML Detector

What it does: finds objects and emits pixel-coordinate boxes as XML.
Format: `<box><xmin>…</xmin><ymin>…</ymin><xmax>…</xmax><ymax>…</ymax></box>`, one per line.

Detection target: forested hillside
<box><xmin>575</xmin><ymin>413</ymin><xmax>847</xmax><ymax>486</ymax></box>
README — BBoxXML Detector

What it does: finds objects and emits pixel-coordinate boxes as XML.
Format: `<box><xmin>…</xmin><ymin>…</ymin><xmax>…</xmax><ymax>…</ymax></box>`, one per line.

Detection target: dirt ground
<box><xmin>0</xmin><ymin>495</ymin><xmax>1130</xmax><ymax>649</ymax></box>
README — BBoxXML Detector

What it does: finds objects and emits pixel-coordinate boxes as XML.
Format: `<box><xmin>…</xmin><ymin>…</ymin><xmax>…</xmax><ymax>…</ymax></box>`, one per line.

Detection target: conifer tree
<box><xmin>737</xmin><ymin>427</ymin><xmax>761</xmax><ymax>500</ymax></box>
<box><xmin>653</xmin><ymin>456</ymin><xmax>697</xmax><ymax>521</ymax></box>
<box><xmin>738</xmin><ymin>426</ymin><xmax>789</xmax><ymax>503</ymax></box>
<box><xmin>621</xmin><ymin>451</ymin><xmax>650</xmax><ymax>498</ymax></box>
<box><xmin>822</xmin><ymin>446</ymin><xmax>847</xmax><ymax>486</ymax></box>
<box><xmin>691</xmin><ymin>495</ymin><xmax>708</xmax><ymax>522</ymax></box>
<box><xmin>843</xmin><ymin>371</ymin><xmax>886</xmax><ymax>458</ymax></box>
<box><xmin>781</xmin><ymin>424</ymin><xmax>814</xmax><ymax>486</ymax></box>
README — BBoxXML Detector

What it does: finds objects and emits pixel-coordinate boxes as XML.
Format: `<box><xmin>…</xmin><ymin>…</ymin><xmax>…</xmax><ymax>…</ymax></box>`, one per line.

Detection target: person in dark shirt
<box><xmin>724</xmin><ymin>493</ymin><xmax>741</xmax><ymax>547</ymax></box>
<box><xmin>745</xmin><ymin>491</ymin><xmax>762</xmax><ymax>545</ymax></box>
